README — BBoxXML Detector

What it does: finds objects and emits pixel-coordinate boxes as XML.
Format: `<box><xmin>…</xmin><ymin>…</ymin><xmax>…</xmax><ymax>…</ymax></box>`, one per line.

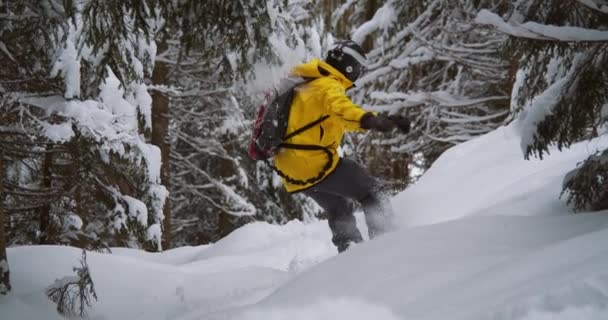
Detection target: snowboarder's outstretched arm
<box><xmin>323</xmin><ymin>85</ymin><xmax>368</xmax><ymax>132</ymax></box>
<box><xmin>323</xmin><ymin>84</ymin><xmax>411</xmax><ymax>134</ymax></box>
<box><xmin>360</xmin><ymin>113</ymin><xmax>411</xmax><ymax>133</ymax></box>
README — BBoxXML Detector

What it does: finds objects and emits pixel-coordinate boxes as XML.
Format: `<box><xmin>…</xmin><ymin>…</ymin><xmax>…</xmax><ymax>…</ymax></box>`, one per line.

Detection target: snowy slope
<box><xmin>214</xmin><ymin>124</ymin><xmax>608</xmax><ymax>320</ymax></box>
<box><xmin>230</xmin><ymin>214</ymin><xmax>608</xmax><ymax>320</ymax></box>
<box><xmin>395</xmin><ymin>124</ymin><xmax>607</xmax><ymax>226</ymax></box>
<box><xmin>2</xmin><ymin>123</ymin><xmax>608</xmax><ymax>320</ymax></box>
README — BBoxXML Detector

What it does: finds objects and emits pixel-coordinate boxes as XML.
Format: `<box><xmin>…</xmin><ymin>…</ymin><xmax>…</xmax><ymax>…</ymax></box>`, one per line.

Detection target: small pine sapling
<box><xmin>46</xmin><ymin>250</ymin><xmax>98</xmax><ymax>318</ymax></box>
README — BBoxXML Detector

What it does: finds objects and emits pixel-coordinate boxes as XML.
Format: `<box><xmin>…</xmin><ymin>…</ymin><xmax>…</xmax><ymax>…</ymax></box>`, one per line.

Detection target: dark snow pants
<box><xmin>303</xmin><ymin>158</ymin><xmax>394</xmax><ymax>252</ymax></box>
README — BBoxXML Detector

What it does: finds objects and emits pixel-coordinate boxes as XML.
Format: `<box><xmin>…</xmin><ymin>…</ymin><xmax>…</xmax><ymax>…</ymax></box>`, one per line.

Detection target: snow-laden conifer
<box><xmin>1</xmin><ymin>1</ymin><xmax>166</xmax><ymax>250</ymax></box>
<box><xmin>477</xmin><ymin>0</ymin><xmax>608</xmax><ymax>211</ymax></box>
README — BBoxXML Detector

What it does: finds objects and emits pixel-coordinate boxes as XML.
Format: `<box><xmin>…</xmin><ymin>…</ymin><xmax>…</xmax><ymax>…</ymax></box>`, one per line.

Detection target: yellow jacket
<box><xmin>273</xmin><ymin>59</ymin><xmax>370</xmax><ymax>193</ymax></box>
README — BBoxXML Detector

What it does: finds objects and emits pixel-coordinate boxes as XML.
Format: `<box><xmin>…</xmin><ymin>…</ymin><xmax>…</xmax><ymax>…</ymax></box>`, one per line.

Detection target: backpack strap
<box><xmin>283</xmin><ymin>115</ymin><xmax>330</xmax><ymax>141</ymax></box>
<box><xmin>265</xmin><ymin>144</ymin><xmax>333</xmax><ymax>186</ymax></box>
<box><xmin>279</xmin><ymin>143</ymin><xmax>326</xmax><ymax>150</ymax></box>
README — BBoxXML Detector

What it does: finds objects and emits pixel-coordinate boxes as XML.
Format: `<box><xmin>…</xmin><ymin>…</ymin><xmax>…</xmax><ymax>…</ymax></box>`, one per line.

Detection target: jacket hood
<box><xmin>290</xmin><ymin>59</ymin><xmax>354</xmax><ymax>88</ymax></box>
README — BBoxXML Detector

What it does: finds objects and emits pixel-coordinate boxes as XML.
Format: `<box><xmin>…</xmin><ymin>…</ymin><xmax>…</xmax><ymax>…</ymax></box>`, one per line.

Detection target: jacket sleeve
<box><xmin>323</xmin><ymin>84</ymin><xmax>369</xmax><ymax>132</ymax></box>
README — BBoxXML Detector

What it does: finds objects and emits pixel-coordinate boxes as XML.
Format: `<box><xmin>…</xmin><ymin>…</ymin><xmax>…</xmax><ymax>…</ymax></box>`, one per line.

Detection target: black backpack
<box><xmin>248</xmin><ymin>77</ymin><xmax>332</xmax><ymax>186</ymax></box>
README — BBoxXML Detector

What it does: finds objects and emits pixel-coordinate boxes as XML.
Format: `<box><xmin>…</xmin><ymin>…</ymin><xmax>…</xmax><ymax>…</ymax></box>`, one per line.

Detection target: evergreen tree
<box><xmin>1</xmin><ymin>1</ymin><xmax>166</xmax><ymax>250</ymax></box>
<box><xmin>477</xmin><ymin>0</ymin><xmax>608</xmax><ymax>211</ymax></box>
<box><xmin>150</xmin><ymin>0</ymin><xmax>320</xmax><ymax>246</ymax></box>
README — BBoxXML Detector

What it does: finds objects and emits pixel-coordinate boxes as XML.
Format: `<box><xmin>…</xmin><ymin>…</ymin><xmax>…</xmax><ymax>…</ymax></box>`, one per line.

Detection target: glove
<box><xmin>360</xmin><ymin>113</ymin><xmax>410</xmax><ymax>133</ymax></box>
<box><xmin>388</xmin><ymin>115</ymin><xmax>410</xmax><ymax>134</ymax></box>
<box><xmin>360</xmin><ymin>113</ymin><xmax>394</xmax><ymax>132</ymax></box>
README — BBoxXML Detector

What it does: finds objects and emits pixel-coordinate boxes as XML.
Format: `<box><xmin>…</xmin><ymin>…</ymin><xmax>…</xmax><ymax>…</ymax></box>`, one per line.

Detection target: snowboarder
<box><xmin>273</xmin><ymin>40</ymin><xmax>410</xmax><ymax>252</ymax></box>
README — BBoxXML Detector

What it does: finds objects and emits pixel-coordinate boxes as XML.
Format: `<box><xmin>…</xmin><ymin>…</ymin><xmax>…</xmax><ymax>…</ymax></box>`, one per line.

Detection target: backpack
<box><xmin>248</xmin><ymin>76</ymin><xmax>332</xmax><ymax>186</ymax></box>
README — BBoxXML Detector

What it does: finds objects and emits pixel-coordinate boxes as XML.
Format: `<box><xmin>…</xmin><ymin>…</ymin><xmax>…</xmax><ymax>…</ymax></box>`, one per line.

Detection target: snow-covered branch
<box><xmin>353</xmin><ymin>1</ymin><xmax>512</xmax><ymax>160</ymax></box>
<box><xmin>171</xmin><ymin>151</ymin><xmax>256</xmax><ymax>217</ymax></box>
<box><xmin>370</xmin><ymin>91</ymin><xmax>509</xmax><ymax>109</ymax></box>
<box><xmin>351</xmin><ymin>1</ymin><xmax>396</xmax><ymax>44</ymax></box>
<box><xmin>576</xmin><ymin>0</ymin><xmax>608</xmax><ymax>14</ymax></box>
<box><xmin>475</xmin><ymin>9</ymin><xmax>608</xmax><ymax>42</ymax></box>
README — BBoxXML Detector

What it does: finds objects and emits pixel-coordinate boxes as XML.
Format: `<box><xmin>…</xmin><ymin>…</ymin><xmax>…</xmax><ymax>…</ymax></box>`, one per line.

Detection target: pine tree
<box><xmin>150</xmin><ymin>0</ymin><xmax>318</xmax><ymax>245</ymax></box>
<box><xmin>1</xmin><ymin>1</ymin><xmax>167</xmax><ymax>250</ymax></box>
<box><xmin>477</xmin><ymin>0</ymin><xmax>608</xmax><ymax>211</ymax></box>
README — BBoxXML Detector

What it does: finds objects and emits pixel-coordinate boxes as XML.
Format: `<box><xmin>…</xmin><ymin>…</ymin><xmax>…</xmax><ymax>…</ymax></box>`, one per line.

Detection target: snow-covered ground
<box><xmin>2</xmin><ymin>123</ymin><xmax>608</xmax><ymax>320</ymax></box>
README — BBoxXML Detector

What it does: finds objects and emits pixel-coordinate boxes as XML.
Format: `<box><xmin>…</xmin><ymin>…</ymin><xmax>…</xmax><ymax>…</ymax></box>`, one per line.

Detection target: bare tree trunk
<box><xmin>151</xmin><ymin>39</ymin><xmax>172</xmax><ymax>250</ymax></box>
<box><xmin>362</xmin><ymin>0</ymin><xmax>379</xmax><ymax>51</ymax></box>
<box><xmin>39</xmin><ymin>145</ymin><xmax>52</xmax><ymax>244</ymax></box>
<box><xmin>0</xmin><ymin>150</ymin><xmax>11</xmax><ymax>294</ymax></box>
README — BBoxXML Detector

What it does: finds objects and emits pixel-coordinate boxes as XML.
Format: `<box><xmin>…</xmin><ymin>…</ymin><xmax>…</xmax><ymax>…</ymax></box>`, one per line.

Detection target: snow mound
<box><xmin>110</xmin><ymin>219</ymin><xmax>336</xmax><ymax>273</ymax></box>
<box><xmin>3</xmin><ymin>220</ymin><xmax>336</xmax><ymax>320</ymax></box>
<box><xmin>394</xmin><ymin>123</ymin><xmax>608</xmax><ymax>226</ymax></box>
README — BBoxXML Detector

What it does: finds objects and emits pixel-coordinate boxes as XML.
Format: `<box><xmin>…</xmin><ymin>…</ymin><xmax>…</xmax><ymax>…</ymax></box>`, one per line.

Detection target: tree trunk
<box><xmin>0</xmin><ymin>150</ymin><xmax>11</xmax><ymax>294</ymax></box>
<box><xmin>39</xmin><ymin>145</ymin><xmax>52</xmax><ymax>244</ymax></box>
<box><xmin>361</xmin><ymin>0</ymin><xmax>379</xmax><ymax>51</ymax></box>
<box><xmin>151</xmin><ymin>39</ymin><xmax>172</xmax><ymax>250</ymax></box>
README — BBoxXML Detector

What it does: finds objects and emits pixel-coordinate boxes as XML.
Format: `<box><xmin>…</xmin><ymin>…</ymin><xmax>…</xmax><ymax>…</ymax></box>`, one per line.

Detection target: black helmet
<box><xmin>325</xmin><ymin>40</ymin><xmax>368</xmax><ymax>82</ymax></box>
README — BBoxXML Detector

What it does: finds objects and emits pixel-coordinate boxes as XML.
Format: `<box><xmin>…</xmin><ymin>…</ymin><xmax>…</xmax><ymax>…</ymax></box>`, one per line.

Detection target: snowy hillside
<box><xmin>2</xmin><ymin>123</ymin><xmax>608</xmax><ymax>320</ymax></box>
<box><xmin>395</xmin><ymin>123</ymin><xmax>607</xmax><ymax>226</ymax></box>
